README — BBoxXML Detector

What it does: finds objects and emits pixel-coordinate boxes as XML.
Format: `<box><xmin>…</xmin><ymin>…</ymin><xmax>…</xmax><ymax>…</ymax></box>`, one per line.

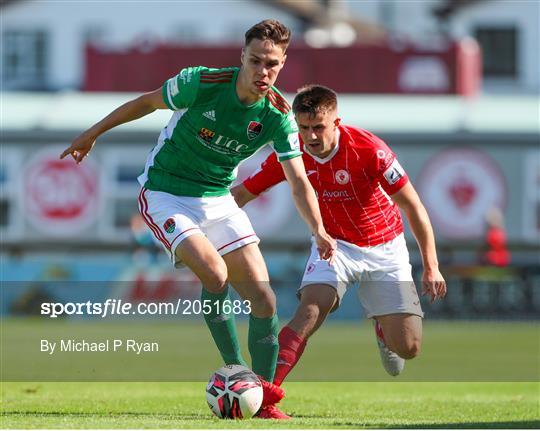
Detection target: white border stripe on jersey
<box><xmin>166</xmin><ymin>79</ymin><xmax>181</xmax><ymax>110</ymax></box>
<box><xmin>137</xmin><ymin>110</ymin><xmax>186</xmax><ymax>187</ymax></box>
<box><xmin>276</xmin><ymin>149</ymin><xmax>302</xmax><ymax>158</ymax></box>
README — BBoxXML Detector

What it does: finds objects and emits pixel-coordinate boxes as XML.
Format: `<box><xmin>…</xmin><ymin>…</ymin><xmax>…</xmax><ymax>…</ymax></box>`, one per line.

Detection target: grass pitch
<box><xmin>1</xmin><ymin>320</ymin><xmax>539</xmax><ymax>428</ymax></box>
<box><xmin>1</xmin><ymin>320</ymin><xmax>538</xmax><ymax>381</ymax></box>
<box><xmin>1</xmin><ymin>382</ymin><xmax>538</xmax><ymax>428</ymax></box>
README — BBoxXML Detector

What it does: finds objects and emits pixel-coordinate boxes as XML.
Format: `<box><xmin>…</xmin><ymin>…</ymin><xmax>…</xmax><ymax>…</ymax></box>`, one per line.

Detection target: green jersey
<box><xmin>138</xmin><ymin>66</ymin><xmax>301</xmax><ymax>197</ymax></box>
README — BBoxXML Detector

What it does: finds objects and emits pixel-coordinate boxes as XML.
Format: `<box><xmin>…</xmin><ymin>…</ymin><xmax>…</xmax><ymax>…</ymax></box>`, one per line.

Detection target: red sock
<box><xmin>273</xmin><ymin>326</ymin><xmax>307</xmax><ymax>386</ymax></box>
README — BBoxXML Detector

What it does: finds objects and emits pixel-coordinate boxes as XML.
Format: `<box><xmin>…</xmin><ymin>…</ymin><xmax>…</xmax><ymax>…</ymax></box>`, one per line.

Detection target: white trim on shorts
<box><xmin>216</xmin><ymin>233</ymin><xmax>259</xmax><ymax>256</ymax></box>
<box><xmin>138</xmin><ymin>187</ymin><xmax>259</xmax><ymax>268</ymax></box>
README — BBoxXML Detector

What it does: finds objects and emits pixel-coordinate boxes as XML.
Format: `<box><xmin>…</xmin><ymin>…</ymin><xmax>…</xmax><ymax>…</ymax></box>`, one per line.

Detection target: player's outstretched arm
<box><xmin>231</xmin><ymin>184</ymin><xmax>258</xmax><ymax>208</ymax></box>
<box><xmin>233</xmin><ymin>151</ymin><xmax>287</xmax><ymax>206</ymax></box>
<box><xmin>60</xmin><ymin>88</ymin><xmax>167</xmax><ymax>164</ymax></box>
<box><xmin>281</xmin><ymin>157</ymin><xmax>336</xmax><ymax>262</ymax></box>
<box><xmin>391</xmin><ymin>182</ymin><xmax>447</xmax><ymax>303</ymax></box>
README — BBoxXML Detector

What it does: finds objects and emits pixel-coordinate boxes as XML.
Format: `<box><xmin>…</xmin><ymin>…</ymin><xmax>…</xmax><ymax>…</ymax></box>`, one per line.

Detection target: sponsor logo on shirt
<box><xmin>198</xmin><ymin>127</ymin><xmax>215</xmax><ymax>143</ymax></box>
<box><xmin>215</xmin><ymin>135</ymin><xmax>248</xmax><ymax>153</ymax></box>
<box><xmin>197</xmin><ymin>129</ymin><xmax>249</xmax><ymax>154</ymax></box>
<box><xmin>163</xmin><ymin>218</ymin><xmax>176</xmax><ymax>234</ymax></box>
<box><xmin>307</xmin><ymin>170</ymin><xmax>317</xmax><ymax>177</ymax></box>
<box><xmin>381</xmin><ymin>152</ymin><xmax>395</xmax><ymax>171</ymax></box>
<box><xmin>306</xmin><ymin>263</ymin><xmax>316</xmax><ymax>274</ymax></box>
<box><xmin>203</xmin><ymin>110</ymin><xmax>216</xmax><ymax>121</ymax></box>
<box><xmin>197</xmin><ymin>127</ymin><xmax>251</xmax><ymax>155</ymax></box>
<box><xmin>322</xmin><ymin>190</ymin><xmax>352</xmax><ymax>200</ymax></box>
<box><xmin>335</xmin><ymin>169</ymin><xmax>350</xmax><ymax>185</ymax></box>
<box><xmin>247</xmin><ymin>121</ymin><xmax>263</xmax><ymax>140</ymax></box>
<box><xmin>383</xmin><ymin>159</ymin><xmax>405</xmax><ymax>185</ymax></box>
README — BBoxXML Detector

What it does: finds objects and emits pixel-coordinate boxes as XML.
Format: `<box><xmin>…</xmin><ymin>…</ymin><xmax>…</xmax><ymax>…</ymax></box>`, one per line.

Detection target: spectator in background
<box><xmin>482</xmin><ymin>207</ymin><xmax>510</xmax><ymax>267</ymax></box>
<box><xmin>130</xmin><ymin>213</ymin><xmax>160</xmax><ymax>266</ymax></box>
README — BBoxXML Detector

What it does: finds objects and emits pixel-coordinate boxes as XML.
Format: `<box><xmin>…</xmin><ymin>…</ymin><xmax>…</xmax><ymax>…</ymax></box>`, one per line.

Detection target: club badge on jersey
<box><xmin>247</xmin><ymin>121</ymin><xmax>263</xmax><ymax>140</ymax></box>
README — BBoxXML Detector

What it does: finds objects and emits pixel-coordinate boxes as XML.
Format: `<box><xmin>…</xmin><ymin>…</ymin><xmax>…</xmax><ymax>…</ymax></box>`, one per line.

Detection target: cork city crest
<box><xmin>247</xmin><ymin>121</ymin><xmax>263</xmax><ymax>140</ymax></box>
<box><xmin>163</xmin><ymin>217</ymin><xmax>176</xmax><ymax>234</ymax></box>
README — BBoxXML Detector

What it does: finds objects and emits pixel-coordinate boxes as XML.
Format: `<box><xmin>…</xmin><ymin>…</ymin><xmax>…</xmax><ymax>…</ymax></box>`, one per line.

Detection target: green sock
<box><xmin>248</xmin><ymin>313</ymin><xmax>279</xmax><ymax>381</ymax></box>
<box><xmin>201</xmin><ymin>287</ymin><xmax>247</xmax><ymax>366</ymax></box>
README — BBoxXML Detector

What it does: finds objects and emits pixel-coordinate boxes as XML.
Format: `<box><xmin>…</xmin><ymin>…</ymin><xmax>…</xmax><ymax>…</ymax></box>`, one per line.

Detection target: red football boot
<box><xmin>256</xmin><ymin>404</ymin><xmax>291</xmax><ymax>420</ymax></box>
<box><xmin>257</xmin><ymin>375</ymin><xmax>285</xmax><ymax>407</ymax></box>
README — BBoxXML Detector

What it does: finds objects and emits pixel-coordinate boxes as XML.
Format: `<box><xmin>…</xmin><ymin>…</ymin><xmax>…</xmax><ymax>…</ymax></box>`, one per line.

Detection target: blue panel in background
<box><xmin>0</xmin><ymin>252</ymin><xmax>366</xmax><ymax>319</ymax></box>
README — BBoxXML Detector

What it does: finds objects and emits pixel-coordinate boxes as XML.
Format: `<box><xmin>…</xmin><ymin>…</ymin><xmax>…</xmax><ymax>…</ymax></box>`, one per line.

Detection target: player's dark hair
<box><xmin>293</xmin><ymin>85</ymin><xmax>338</xmax><ymax>116</ymax></box>
<box><xmin>245</xmin><ymin>20</ymin><xmax>291</xmax><ymax>50</ymax></box>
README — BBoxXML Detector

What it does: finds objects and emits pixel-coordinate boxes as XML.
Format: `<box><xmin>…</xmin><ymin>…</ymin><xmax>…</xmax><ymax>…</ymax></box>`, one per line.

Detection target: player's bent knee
<box><xmin>257</xmin><ymin>289</ymin><xmax>277</xmax><ymax>315</ymax></box>
<box><xmin>396</xmin><ymin>339</ymin><xmax>421</xmax><ymax>360</ymax></box>
<box><xmin>201</xmin><ymin>263</ymin><xmax>229</xmax><ymax>294</ymax></box>
<box><xmin>246</xmin><ymin>286</ymin><xmax>276</xmax><ymax>317</ymax></box>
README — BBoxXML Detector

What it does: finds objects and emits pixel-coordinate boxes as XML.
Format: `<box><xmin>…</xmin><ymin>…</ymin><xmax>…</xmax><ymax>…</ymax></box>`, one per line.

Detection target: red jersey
<box><xmin>243</xmin><ymin>125</ymin><xmax>409</xmax><ymax>247</ymax></box>
<box><xmin>484</xmin><ymin>227</ymin><xmax>510</xmax><ymax>267</ymax></box>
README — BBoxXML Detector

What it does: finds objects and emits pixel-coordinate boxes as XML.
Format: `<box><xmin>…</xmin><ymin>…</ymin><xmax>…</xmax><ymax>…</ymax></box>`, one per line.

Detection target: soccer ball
<box><xmin>205</xmin><ymin>364</ymin><xmax>263</xmax><ymax>419</ymax></box>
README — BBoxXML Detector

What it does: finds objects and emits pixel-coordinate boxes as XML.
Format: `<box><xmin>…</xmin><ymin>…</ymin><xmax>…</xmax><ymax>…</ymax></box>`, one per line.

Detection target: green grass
<box><xmin>1</xmin><ymin>382</ymin><xmax>538</xmax><ymax>428</ymax></box>
<box><xmin>1</xmin><ymin>320</ymin><xmax>539</xmax><ymax>428</ymax></box>
<box><xmin>1</xmin><ymin>320</ymin><xmax>538</xmax><ymax>381</ymax></box>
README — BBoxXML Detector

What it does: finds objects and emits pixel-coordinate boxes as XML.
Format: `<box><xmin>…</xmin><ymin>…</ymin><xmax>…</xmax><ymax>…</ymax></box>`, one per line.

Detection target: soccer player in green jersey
<box><xmin>60</xmin><ymin>20</ymin><xmax>335</xmax><ymax>419</ymax></box>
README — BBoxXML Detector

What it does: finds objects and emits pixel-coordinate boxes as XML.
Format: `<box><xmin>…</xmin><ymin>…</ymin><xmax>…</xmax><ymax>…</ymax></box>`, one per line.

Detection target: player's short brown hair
<box><xmin>293</xmin><ymin>85</ymin><xmax>338</xmax><ymax>116</ymax></box>
<box><xmin>245</xmin><ymin>20</ymin><xmax>291</xmax><ymax>50</ymax></box>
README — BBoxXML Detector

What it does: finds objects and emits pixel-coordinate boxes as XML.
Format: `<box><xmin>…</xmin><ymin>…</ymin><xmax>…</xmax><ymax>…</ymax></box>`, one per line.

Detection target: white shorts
<box><xmin>299</xmin><ymin>234</ymin><xmax>423</xmax><ymax>318</ymax></box>
<box><xmin>138</xmin><ymin>188</ymin><xmax>259</xmax><ymax>267</ymax></box>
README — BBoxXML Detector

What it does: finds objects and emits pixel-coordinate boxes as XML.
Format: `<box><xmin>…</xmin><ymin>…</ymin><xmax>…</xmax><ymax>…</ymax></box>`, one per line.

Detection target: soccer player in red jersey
<box><xmin>232</xmin><ymin>85</ymin><xmax>447</xmax><ymax>416</ymax></box>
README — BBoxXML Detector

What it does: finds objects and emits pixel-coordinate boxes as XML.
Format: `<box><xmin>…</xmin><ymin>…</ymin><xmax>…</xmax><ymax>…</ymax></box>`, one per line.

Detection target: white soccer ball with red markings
<box><xmin>206</xmin><ymin>365</ymin><xmax>263</xmax><ymax>419</ymax></box>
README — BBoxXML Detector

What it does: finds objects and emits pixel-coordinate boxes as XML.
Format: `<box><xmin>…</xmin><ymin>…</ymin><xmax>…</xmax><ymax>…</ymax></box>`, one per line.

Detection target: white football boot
<box><xmin>374</xmin><ymin>319</ymin><xmax>404</xmax><ymax>376</ymax></box>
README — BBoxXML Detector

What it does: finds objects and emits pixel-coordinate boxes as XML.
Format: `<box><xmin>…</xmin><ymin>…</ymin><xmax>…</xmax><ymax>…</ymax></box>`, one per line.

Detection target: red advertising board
<box><xmin>23</xmin><ymin>148</ymin><xmax>101</xmax><ymax>235</ymax></box>
<box><xmin>84</xmin><ymin>39</ymin><xmax>481</xmax><ymax>96</ymax></box>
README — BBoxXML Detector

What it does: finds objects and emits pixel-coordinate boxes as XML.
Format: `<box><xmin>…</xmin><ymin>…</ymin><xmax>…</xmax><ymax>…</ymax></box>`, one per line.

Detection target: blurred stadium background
<box><xmin>1</xmin><ymin>0</ymin><xmax>539</xmax><ymax>382</ymax></box>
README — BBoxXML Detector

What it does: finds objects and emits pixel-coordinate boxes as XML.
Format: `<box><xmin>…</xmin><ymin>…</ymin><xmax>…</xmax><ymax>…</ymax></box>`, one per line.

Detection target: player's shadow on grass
<box><xmin>5</xmin><ymin>413</ymin><xmax>539</xmax><ymax>428</ymax></box>
<box><xmin>388</xmin><ymin>420</ymin><xmax>540</xmax><ymax>429</ymax></box>
<box><xmin>293</xmin><ymin>416</ymin><xmax>539</xmax><ymax>430</ymax></box>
